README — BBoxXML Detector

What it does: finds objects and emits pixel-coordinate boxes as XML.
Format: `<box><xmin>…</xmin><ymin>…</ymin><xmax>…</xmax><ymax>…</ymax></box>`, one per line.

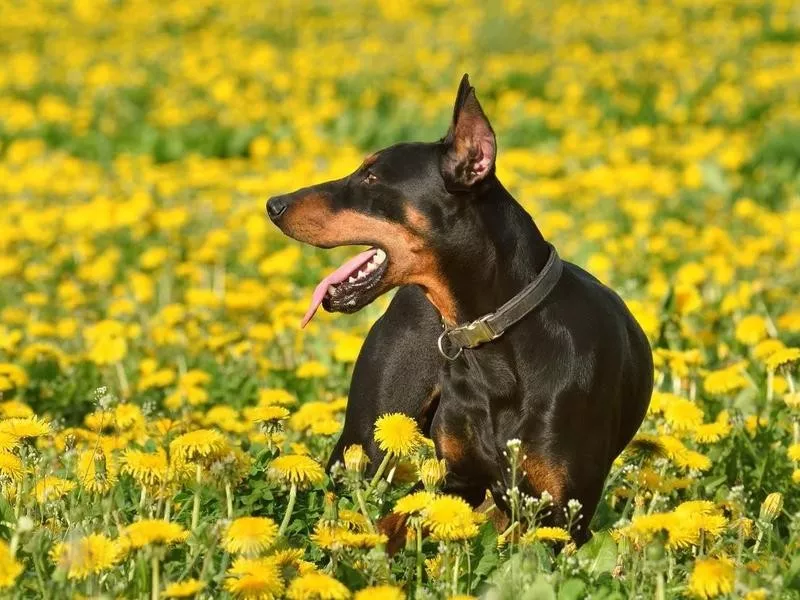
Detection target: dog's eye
<box><xmin>363</xmin><ymin>171</ymin><xmax>378</xmax><ymax>185</ymax></box>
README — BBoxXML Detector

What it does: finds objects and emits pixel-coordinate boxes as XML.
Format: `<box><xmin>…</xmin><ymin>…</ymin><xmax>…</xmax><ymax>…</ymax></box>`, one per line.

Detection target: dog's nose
<box><xmin>266</xmin><ymin>195</ymin><xmax>289</xmax><ymax>222</ymax></box>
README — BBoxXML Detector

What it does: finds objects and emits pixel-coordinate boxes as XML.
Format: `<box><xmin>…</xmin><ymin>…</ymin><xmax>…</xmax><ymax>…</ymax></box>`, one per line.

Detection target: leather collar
<box><xmin>437</xmin><ymin>244</ymin><xmax>563</xmax><ymax>360</ymax></box>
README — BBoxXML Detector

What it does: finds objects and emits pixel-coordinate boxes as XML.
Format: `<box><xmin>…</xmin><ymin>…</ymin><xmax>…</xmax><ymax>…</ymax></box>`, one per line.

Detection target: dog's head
<box><xmin>267</xmin><ymin>74</ymin><xmax>496</xmax><ymax>326</ymax></box>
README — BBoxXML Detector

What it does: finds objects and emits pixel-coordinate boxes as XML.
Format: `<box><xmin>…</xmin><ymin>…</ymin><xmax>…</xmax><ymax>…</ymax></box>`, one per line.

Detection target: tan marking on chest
<box><xmin>437</xmin><ymin>433</ymin><xmax>466</xmax><ymax>465</ymax></box>
<box><xmin>521</xmin><ymin>452</ymin><xmax>568</xmax><ymax>504</ymax></box>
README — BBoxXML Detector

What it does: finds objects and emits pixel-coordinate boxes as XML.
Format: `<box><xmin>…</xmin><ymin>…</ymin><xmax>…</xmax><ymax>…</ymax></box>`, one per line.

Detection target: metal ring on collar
<box><xmin>437</xmin><ymin>330</ymin><xmax>463</xmax><ymax>361</ymax></box>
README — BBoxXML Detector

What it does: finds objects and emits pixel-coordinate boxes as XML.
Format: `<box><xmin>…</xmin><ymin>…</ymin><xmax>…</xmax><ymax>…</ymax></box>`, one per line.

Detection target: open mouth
<box><xmin>301</xmin><ymin>247</ymin><xmax>389</xmax><ymax>327</ymax></box>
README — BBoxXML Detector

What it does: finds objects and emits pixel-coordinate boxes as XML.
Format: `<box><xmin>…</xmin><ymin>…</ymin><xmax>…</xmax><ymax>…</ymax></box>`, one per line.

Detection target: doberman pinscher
<box><xmin>267</xmin><ymin>75</ymin><xmax>653</xmax><ymax>543</ymax></box>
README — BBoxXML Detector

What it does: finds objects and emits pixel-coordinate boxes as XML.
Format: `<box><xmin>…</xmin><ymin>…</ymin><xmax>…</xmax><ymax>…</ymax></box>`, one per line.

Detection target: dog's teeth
<box><xmin>348</xmin><ymin>276</ymin><xmax>357</xmax><ymax>283</ymax></box>
<box><xmin>365</xmin><ymin>262</ymin><xmax>377</xmax><ymax>273</ymax></box>
<box><xmin>327</xmin><ymin>285</ymin><xmax>336</xmax><ymax>296</ymax></box>
<box><xmin>375</xmin><ymin>249</ymin><xmax>386</xmax><ymax>264</ymax></box>
<box><xmin>357</xmin><ymin>270</ymin><xmax>366</xmax><ymax>279</ymax></box>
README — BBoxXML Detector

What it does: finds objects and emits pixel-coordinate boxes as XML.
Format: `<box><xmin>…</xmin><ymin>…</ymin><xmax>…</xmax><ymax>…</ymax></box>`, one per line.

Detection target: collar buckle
<box><xmin>460</xmin><ymin>315</ymin><xmax>499</xmax><ymax>347</ymax></box>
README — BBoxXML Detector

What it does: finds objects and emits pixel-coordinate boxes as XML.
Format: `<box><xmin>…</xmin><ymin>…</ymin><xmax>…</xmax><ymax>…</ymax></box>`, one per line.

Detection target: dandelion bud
<box><xmin>343</xmin><ymin>444</ymin><xmax>368</xmax><ymax>474</ymax></box>
<box><xmin>760</xmin><ymin>492</ymin><xmax>783</xmax><ymax>521</ymax></box>
<box><xmin>16</xmin><ymin>516</ymin><xmax>34</xmax><ymax>533</ymax></box>
<box><xmin>735</xmin><ymin>517</ymin><xmax>754</xmax><ymax>538</ymax></box>
<box><xmin>322</xmin><ymin>492</ymin><xmax>338</xmax><ymax>524</ymax></box>
<box><xmin>419</xmin><ymin>458</ymin><xmax>447</xmax><ymax>489</ymax></box>
<box><xmin>405</xmin><ymin>527</ymin><xmax>416</xmax><ymax>551</ymax></box>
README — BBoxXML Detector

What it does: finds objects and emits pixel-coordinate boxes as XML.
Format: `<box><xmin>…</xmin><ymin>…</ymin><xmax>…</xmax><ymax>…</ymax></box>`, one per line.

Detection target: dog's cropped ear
<box><xmin>441</xmin><ymin>74</ymin><xmax>496</xmax><ymax>190</ymax></box>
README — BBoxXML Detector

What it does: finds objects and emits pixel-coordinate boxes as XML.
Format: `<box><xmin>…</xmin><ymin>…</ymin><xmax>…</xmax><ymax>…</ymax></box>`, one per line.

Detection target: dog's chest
<box><xmin>430</xmin><ymin>362</ymin><xmax>516</xmax><ymax>477</ymax></box>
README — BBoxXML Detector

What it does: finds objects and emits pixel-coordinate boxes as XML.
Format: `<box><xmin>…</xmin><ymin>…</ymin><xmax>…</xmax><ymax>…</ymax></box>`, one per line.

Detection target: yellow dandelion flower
<box><xmin>258</xmin><ymin>389</ymin><xmax>297</xmax><ymax>406</ymax></box>
<box><xmin>51</xmin><ymin>533</ymin><xmax>121</xmax><ymax>580</ymax></box>
<box><xmin>393</xmin><ymin>491</ymin><xmax>437</xmax><ymax>516</ymax></box>
<box><xmin>309</xmin><ymin>419</ymin><xmax>342</xmax><ymax>436</ymax></box>
<box><xmin>752</xmin><ymin>339</ymin><xmax>785</xmax><ymax>361</ymax></box>
<box><xmin>784</xmin><ymin>393</ymin><xmax>800</xmax><ymax>410</ymax></box>
<box><xmin>114</xmin><ymin>403</ymin><xmax>145</xmax><ymax>430</ymax></box>
<box><xmin>289</xmin><ymin>402</ymin><xmax>338</xmax><ymax>433</ymax></box>
<box><xmin>0</xmin><ymin>452</ymin><xmax>23</xmax><ymax>482</ymax></box>
<box><xmin>425</xmin><ymin>555</ymin><xmax>443</xmax><ymax>579</ymax></box>
<box><xmin>163</xmin><ymin>578</ymin><xmax>206</xmax><ymax>598</ymax></box>
<box><xmin>270</xmin><ymin>548</ymin><xmax>305</xmax><ymax>567</ymax></box>
<box><xmin>268</xmin><ymin>454</ymin><xmax>325</xmax><ymax>488</ymax></box>
<box><xmin>735</xmin><ymin>315</ymin><xmax>767</xmax><ymax>345</ymax></box>
<box><xmin>169</xmin><ymin>429</ymin><xmax>228</xmax><ymax>461</ymax></box>
<box><xmin>703</xmin><ymin>367</ymin><xmax>748</xmax><ymax>396</ymax></box>
<box><xmin>687</xmin><ymin>557</ymin><xmax>735</xmax><ymax>599</ymax></box>
<box><xmin>692</xmin><ymin>411</ymin><xmax>732</xmax><ymax>444</ymax></box>
<box><xmin>353</xmin><ymin>585</ymin><xmax>404</xmax><ymax>600</ymax></box>
<box><xmin>337</xmin><ymin>510</ymin><xmax>371</xmax><ymax>532</ymax></box>
<box><xmin>745</xmin><ymin>415</ymin><xmax>768</xmax><ymax>436</ymax></box>
<box><xmin>248</xmin><ymin>405</ymin><xmax>290</xmax><ymax>426</ymax></box>
<box><xmin>0</xmin><ymin>540</ymin><xmax>23</xmax><ymax>588</ymax></box>
<box><xmin>0</xmin><ymin>416</ymin><xmax>50</xmax><ymax>440</ymax></box>
<box><xmin>225</xmin><ymin>556</ymin><xmax>284</xmax><ymax>599</ymax></box>
<box><xmin>658</xmin><ymin>435</ymin><xmax>712</xmax><ymax>471</ymax></box>
<box><xmin>662</xmin><ymin>397</ymin><xmax>704</xmax><ymax>432</ymax></box>
<box><xmin>121</xmin><ymin>448</ymin><xmax>169</xmax><ymax>486</ymax></box>
<box><xmin>0</xmin><ymin>432</ymin><xmax>18</xmax><ymax>453</ymax></box>
<box><xmin>296</xmin><ymin>361</ymin><xmax>329</xmax><ymax>379</ymax></box>
<box><xmin>223</xmin><ymin>517</ymin><xmax>279</xmax><ymax>555</ymax></box>
<box><xmin>0</xmin><ymin>400</ymin><xmax>33</xmax><ymax>419</ymax></box>
<box><xmin>332</xmin><ymin>335</ymin><xmax>363</xmax><ymax>363</ymax></box>
<box><xmin>374</xmin><ymin>413</ymin><xmax>421</xmax><ymax>457</ymax></box>
<box><xmin>423</xmin><ymin>495</ymin><xmax>482</xmax><ymax>542</ymax></box>
<box><xmin>75</xmin><ymin>447</ymin><xmax>118</xmax><ymax>494</ymax></box>
<box><xmin>310</xmin><ymin>523</ymin><xmax>344</xmax><ymax>551</ymax></box>
<box><xmin>119</xmin><ymin>519</ymin><xmax>188</xmax><ymax>551</ymax></box>
<box><xmin>765</xmin><ymin>347</ymin><xmax>800</xmax><ymax>371</ymax></box>
<box><xmin>522</xmin><ymin>526</ymin><xmax>571</xmax><ymax>543</ymax></box>
<box><xmin>787</xmin><ymin>443</ymin><xmax>800</xmax><ymax>462</ymax></box>
<box><xmin>792</xmin><ymin>469</ymin><xmax>800</xmax><ymax>484</ymax></box>
<box><xmin>35</xmin><ymin>476</ymin><xmax>76</xmax><ymax>503</ymax></box>
<box><xmin>287</xmin><ymin>572</ymin><xmax>350</xmax><ymax>600</ymax></box>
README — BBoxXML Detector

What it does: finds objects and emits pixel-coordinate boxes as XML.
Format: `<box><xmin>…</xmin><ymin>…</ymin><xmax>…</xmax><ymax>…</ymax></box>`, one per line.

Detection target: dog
<box><xmin>267</xmin><ymin>75</ymin><xmax>653</xmax><ymax>543</ymax></box>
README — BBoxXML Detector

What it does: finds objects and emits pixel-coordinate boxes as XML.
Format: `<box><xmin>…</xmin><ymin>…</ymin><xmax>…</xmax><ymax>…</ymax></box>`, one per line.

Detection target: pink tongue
<box><xmin>301</xmin><ymin>248</ymin><xmax>377</xmax><ymax>328</ymax></box>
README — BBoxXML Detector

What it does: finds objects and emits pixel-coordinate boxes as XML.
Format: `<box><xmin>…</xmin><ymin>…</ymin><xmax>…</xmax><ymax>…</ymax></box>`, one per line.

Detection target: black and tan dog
<box><xmin>267</xmin><ymin>75</ymin><xmax>653</xmax><ymax>543</ymax></box>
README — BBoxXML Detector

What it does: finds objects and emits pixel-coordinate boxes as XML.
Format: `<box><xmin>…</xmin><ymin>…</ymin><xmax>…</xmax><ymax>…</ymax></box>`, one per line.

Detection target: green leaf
<box><xmin>557</xmin><ymin>578</ymin><xmax>587</xmax><ymax>600</ymax></box>
<box><xmin>576</xmin><ymin>531</ymin><xmax>617</xmax><ymax>574</ymax></box>
<box><xmin>520</xmin><ymin>575</ymin><xmax>556</xmax><ymax>600</ymax></box>
<box><xmin>472</xmin><ymin>522</ymin><xmax>500</xmax><ymax>588</ymax></box>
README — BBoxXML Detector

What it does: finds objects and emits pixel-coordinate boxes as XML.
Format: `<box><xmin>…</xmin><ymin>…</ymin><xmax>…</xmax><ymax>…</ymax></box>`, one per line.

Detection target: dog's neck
<box><xmin>437</xmin><ymin>176</ymin><xmax>551</xmax><ymax>326</ymax></box>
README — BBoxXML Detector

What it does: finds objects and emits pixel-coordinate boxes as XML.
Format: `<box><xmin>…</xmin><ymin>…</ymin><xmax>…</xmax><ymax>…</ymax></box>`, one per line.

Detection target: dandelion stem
<box><xmin>192</xmin><ymin>463</ymin><xmax>202</xmax><ymax>531</ymax></box>
<box><xmin>115</xmin><ymin>361</ymin><xmax>130</xmax><ymax>398</ymax></box>
<box><xmin>140</xmin><ymin>486</ymin><xmax>147</xmax><ymax>511</ymax></box>
<box><xmin>415</xmin><ymin>522</ymin><xmax>423</xmax><ymax>585</ymax></box>
<box><xmin>366</xmin><ymin>452</ymin><xmax>392</xmax><ymax>497</ymax></box>
<box><xmin>151</xmin><ymin>553</ymin><xmax>160</xmax><ymax>600</ymax></box>
<box><xmin>355</xmin><ymin>488</ymin><xmax>375</xmax><ymax>532</ymax></box>
<box><xmin>452</xmin><ymin>547</ymin><xmax>461</xmax><ymax>595</ymax></box>
<box><xmin>767</xmin><ymin>369</ymin><xmax>774</xmax><ymax>404</ymax></box>
<box><xmin>278</xmin><ymin>483</ymin><xmax>298</xmax><ymax>537</ymax></box>
<box><xmin>164</xmin><ymin>495</ymin><xmax>172</xmax><ymax>521</ymax></box>
<box><xmin>655</xmin><ymin>572</ymin><xmax>665</xmax><ymax>600</ymax></box>
<box><xmin>14</xmin><ymin>479</ymin><xmax>22</xmax><ymax>521</ymax></box>
<box><xmin>225</xmin><ymin>482</ymin><xmax>234</xmax><ymax>519</ymax></box>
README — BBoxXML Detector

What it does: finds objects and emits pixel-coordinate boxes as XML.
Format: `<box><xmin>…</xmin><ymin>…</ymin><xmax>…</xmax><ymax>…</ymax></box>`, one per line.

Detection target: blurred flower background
<box><xmin>0</xmin><ymin>0</ymin><xmax>799</xmax><ymax>598</ymax></box>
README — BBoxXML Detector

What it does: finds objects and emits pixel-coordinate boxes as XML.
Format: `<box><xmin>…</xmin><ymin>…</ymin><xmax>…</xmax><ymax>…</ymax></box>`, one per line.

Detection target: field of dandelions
<box><xmin>0</xmin><ymin>1</ymin><xmax>799</xmax><ymax>598</ymax></box>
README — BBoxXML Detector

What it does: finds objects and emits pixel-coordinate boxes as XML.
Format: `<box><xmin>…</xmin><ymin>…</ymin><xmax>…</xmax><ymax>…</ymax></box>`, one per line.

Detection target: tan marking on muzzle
<box><xmin>282</xmin><ymin>193</ymin><xmax>458</xmax><ymax>322</ymax></box>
